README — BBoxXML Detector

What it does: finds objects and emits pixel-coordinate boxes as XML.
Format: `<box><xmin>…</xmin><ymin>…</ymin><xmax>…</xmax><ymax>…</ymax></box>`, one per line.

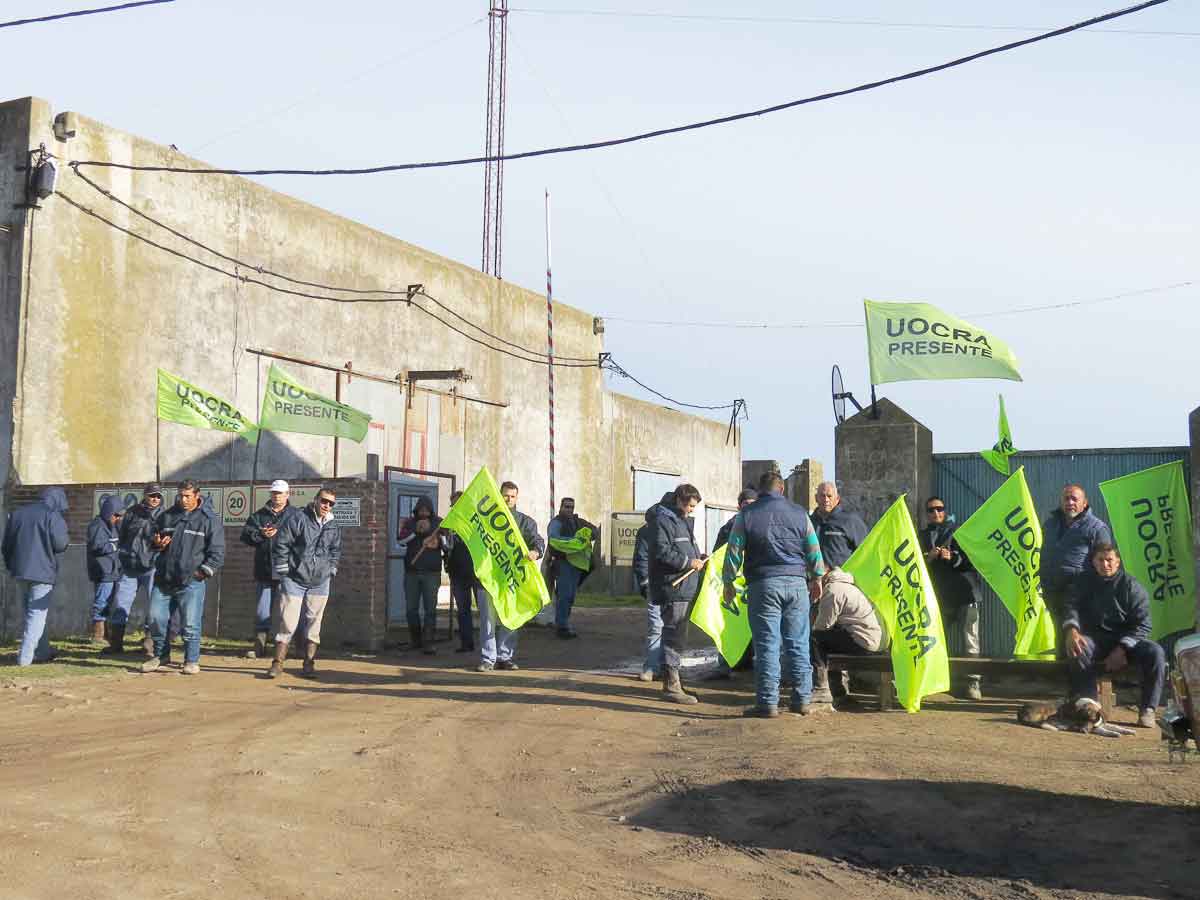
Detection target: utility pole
<box><xmin>481</xmin><ymin>0</ymin><xmax>508</xmax><ymax>278</ymax></box>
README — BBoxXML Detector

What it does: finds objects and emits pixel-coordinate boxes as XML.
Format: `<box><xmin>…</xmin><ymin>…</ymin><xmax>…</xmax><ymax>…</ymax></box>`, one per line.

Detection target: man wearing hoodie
<box><xmin>810</xmin><ymin>482</ymin><xmax>868</xmax><ymax>569</ymax></box>
<box><xmin>1042</xmin><ymin>484</ymin><xmax>1112</xmax><ymax>630</ymax></box>
<box><xmin>268</xmin><ymin>487</ymin><xmax>342</xmax><ymax>679</ymax></box>
<box><xmin>476</xmin><ymin>481</ymin><xmax>544</xmax><ymax>673</ymax></box>
<box><xmin>140</xmin><ymin>481</ymin><xmax>225</xmax><ymax>675</ymax></box>
<box><xmin>397</xmin><ymin>497</ymin><xmax>445</xmax><ymax>655</ymax></box>
<box><xmin>649</xmin><ymin>484</ymin><xmax>706</xmax><ymax>704</ymax></box>
<box><xmin>240</xmin><ymin>480</ymin><xmax>297</xmax><ymax>659</ymax></box>
<box><xmin>1063</xmin><ymin>542</ymin><xmax>1165</xmax><ymax>729</ymax></box>
<box><xmin>87</xmin><ymin>497</ymin><xmax>123</xmax><ymax>649</ymax></box>
<box><xmin>114</xmin><ymin>485</ymin><xmax>166</xmax><ymax>656</ymax></box>
<box><xmin>2</xmin><ymin>487</ymin><xmax>69</xmax><ymax>666</ymax></box>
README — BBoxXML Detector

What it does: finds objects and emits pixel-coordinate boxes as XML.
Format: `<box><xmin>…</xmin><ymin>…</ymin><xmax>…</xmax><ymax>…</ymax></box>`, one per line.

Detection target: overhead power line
<box><xmin>69</xmin><ymin>0</ymin><xmax>1170</xmax><ymax>178</ymax></box>
<box><xmin>599</xmin><ymin>281</ymin><xmax>1197</xmax><ymax>329</ymax></box>
<box><xmin>0</xmin><ymin>0</ymin><xmax>176</xmax><ymax>30</ymax></box>
<box><xmin>510</xmin><ymin>6</ymin><xmax>1195</xmax><ymax>37</ymax></box>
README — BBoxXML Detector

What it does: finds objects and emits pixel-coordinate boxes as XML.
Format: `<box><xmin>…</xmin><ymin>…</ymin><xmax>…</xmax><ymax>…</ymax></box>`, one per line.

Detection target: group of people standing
<box><xmin>626</xmin><ymin>474</ymin><xmax>1168</xmax><ymax>724</ymax></box>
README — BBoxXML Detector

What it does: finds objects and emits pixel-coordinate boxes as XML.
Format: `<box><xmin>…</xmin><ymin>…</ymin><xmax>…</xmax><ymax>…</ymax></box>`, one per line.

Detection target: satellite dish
<box><xmin>832</xmin><ymin>364</ymin><xmax>865</xmax><ymax>425</ymax></box>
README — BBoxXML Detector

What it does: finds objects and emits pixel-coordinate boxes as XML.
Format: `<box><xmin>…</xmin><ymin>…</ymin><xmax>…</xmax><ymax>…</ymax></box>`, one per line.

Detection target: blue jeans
<box><xmin>1069</xmin><ymin>634</ymin><xmax>1166</xmax><ymax>711</ymax></box>
<box><xmin>405</xmin><ymin>571</ymin><xmax>441</xmax><ymax>633</ymax></box>
<box><xmin>91</xmin><ymin>581</ymin><xmax>116</xmax><ymax>623</ymax></box>
<box><xmin>643</xmin><ymin>597</ymin><xmax>663</xmax><ymax>673</ymax></box>
<box><xmin>18</xmin><ymin>581</ymin><xmax>54</xmax><ymax>666</ymax></box>
<box><xmin>111</xmin><ymin>571</ymin><xmax>154</xmax><ymax>627</ymax></box>
<box><xmin>450</xmin><ymin>579</ymin><xmax>481</xmax><ymax>649</ymax></box>
<box><xmin>555</xmin><ymin>563</ymin><xmax>583</xmax><ymax>631</ymax></box>
<box><xmin>479</xmin><ymin>591</ymin><xmax>519</xmax><ymax>664</ymax></box>
<box><xmin>748</xmin><ymin>576</ymin><xmax>812</xmax><ymax>709</ymax></box>
<box><xmin>254</xmin><ymin>581</ymin><xmax>276</xmax><ymax>633</ymax></box>
<box><xmin>149</xmin><ymin>580</ymin><xmax>206</xmax><ymax>665</ymax></box>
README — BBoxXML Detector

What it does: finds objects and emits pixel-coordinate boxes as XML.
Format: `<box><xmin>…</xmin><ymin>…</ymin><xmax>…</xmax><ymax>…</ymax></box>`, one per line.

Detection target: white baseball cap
<box><xmin>269</xmin><ymin>480</ymin><xmax>290</xmax><ymax>492</ymax></box>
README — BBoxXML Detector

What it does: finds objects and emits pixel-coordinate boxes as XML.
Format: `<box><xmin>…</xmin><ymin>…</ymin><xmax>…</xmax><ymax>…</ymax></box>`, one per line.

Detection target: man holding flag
<box><xmin>546</xmin><ymin>497</ymin><xmax>598</xmax><ymax>640</ymax></box>
<box><xmin>722</xmin><ymin>472</ymin><xmax>826</xmax><ymax>718</ymax></box>
<box><xmin>475</xmin><ymin>481</ymin><xmax>544</xmax><ymax>672</ymax></box>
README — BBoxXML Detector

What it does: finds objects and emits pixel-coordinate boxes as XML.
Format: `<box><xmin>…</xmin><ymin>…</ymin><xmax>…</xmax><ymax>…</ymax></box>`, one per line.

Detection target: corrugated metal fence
<box><xmin>933</xmin><ymin>446</ymin><xmax>1191</xmax><ymax>656</ymax></box>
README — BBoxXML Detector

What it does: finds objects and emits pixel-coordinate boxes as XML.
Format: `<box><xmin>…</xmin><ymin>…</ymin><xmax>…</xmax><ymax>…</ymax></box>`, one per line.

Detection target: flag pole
<box><xmin>545</xmin><ymin>188</ymin><xmax>556</xmax><ymax>519</ymax></box>
<box><xmin>155</xmin><ymin>417</ymin><xmax>161</xmax><ymax>482</ymax></box>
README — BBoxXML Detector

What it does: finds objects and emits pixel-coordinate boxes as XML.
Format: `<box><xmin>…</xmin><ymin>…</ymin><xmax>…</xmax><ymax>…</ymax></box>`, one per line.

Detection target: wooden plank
<box><xmin>827</xmin><ymin>654</ymin><xmax>1070</xmax><ymax>678</ymax></box>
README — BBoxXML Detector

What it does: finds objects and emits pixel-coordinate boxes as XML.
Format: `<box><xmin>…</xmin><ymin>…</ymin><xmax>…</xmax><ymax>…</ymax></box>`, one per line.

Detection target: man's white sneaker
<box><xmin>181</xmin><ymin>662</ymin><xmax>200</xmax><ymax>675</ymax></box>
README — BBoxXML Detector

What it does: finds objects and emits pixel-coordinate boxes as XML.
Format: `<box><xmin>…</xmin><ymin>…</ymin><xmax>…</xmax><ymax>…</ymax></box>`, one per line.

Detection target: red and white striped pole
<box><xmin>545</xmin><ymin>188</ymin><xmax>556</xmax><ymax>518</ymax></box>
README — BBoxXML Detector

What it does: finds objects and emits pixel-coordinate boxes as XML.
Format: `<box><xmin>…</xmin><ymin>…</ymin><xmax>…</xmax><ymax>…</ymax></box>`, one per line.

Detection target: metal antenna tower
<box><xmin>481</xmin><ymin>0</ymin><xmax>508</xmax><ymax>278</ymax></box>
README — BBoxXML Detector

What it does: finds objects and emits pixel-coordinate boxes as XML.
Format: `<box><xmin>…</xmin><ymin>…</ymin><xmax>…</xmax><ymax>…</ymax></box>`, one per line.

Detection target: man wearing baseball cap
<box><xmin>239</xmin><ymin>480</ymin><xmax>298</xmax><ymax>659</ymax></box>
<box><xmin>107</xmin><ymin>484</ymin><xmax>166</xmax><ymax>655</ymax></box>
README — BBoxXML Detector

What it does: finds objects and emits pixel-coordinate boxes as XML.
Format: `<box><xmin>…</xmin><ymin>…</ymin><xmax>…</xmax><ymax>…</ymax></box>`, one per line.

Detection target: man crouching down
<box><xmin>268</xmin><ymin>488</ymin><xmax>342</xmax><ymax>679</ymax></box>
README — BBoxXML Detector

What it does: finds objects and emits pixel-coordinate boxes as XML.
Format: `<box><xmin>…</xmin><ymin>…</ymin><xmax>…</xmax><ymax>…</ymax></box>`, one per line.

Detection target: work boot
<box><xmin>743</xmin><ymin>705</ymin><xmax>779</xmax><ymax>718</ymax></box>
<box><xmin>99</xmin><ymin>625</ymin><xmax>126</xmax><ymax>655</ymax></box>
<box><xmin>140</xmin><ymin>657</ymin><xmax>162</xmax><ymax>674</ymax></box>
<box><xmin>244</xmin><ymin>632</ymin><xmax>268</xmax><ymax>660</ymax></box>
<box><xmin>810</xmin><ymin>685</ymin><xmax>834</xmax><ymax>704</ymax></box>
<box><xmin>142</xmin><ymin>631</ymin><xmax>155</xmax><ymax>659</ymax></box>
<box><xmin>422</xmin><ymin>621</ymin><xmax>436</xmax><ymax>655</ymax></box>
<box><xmin>965</xmin><ymin>676</ymin><xmax>983</xmax><ymax>702</ymax></box>
<box><xmin>408</xmin><ymin>625</ymin><xmax>423</xmax><ymax>652</ymax></box>
<box><xmin>298</xmin><ymin>640</ymin><xmax>318</xmax><ymax>679</ymax></box>
<box><xmin>790</xmin><ymin>697</ymin><xmax>812</xmax><ymax>716</ymax></box>
<box><xmin>267</xmin><ymin>641</ymin><xmax>288</xmax><ymax>679</ymax></box>
<box><xmin>662</xmin><ymin>666</ymin><xmax>698</xmax><ymax>705</ymax></box>
<box><xmin>90</xmin><ymin>621</ymin><xmax>106</xmax><ymax>644</ymax></box>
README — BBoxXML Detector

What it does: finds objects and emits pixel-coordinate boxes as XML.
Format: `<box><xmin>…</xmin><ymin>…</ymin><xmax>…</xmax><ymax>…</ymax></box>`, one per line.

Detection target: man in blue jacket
<box><xmin>633</xmin><ymin>498</ymin><xmax>662</xmax><ymax>682</ymax></box>
<box><xmin>3</xmin><ymin>487</ymin><xmax>69</xmax><ymax>666</ymax></box>
<box><xmin>810</xmin><ymin>482</ymin><xmax>868</xmax><ymax>569</ymax></box>
<box><xmin>240</xmin><ymin>480</ymin><xmax>297</xmax><ymax>660</ymax></box>
<box><xmin>268</xmin><ymin>487</ymin><xmax>342</xmax><ymax>679</ymax></box>
<box><xmin>649</xmin><ymin>484</ymin><xmax>706</xmax><ymax>704</ymax></box>
<box><xmin>140</xmin><ymin>481</ymin><xmax>225</xmax><ymax>675</ymax></box>
<box><xmin>1063</xmin><ymin>542</ymin><xmax>1165</xmax><ymax>729</ymax></box>
<box><xmin>87</xmin><ymin>496</ymin><xmax>123</xmax><ymax>650</ymax></box>
<box><xmin>114</xmin><ymin>485</ymin><xmax>166</xmax><ymax>656</ymax></box>
<box><xmin>476</xmin><ymin>481</ymin><xmax>544</xmax><ymax>672</ymax></box>
<box><xmin>723</xmin><ymin>472</ymin><xmax>826</xmax><ymax>718</ymax></box>
<box><xmin>1042</xmin><ymin>484</ymin><xmax>1112</xmax><ymax>631</ymax></box>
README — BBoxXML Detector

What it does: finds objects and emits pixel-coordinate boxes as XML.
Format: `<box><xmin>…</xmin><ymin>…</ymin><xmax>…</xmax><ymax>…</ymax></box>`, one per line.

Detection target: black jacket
<box><xmin>810</xmin><ymin>503</ymin><xmax>869</xmax><ymax>569</ymax></box>
<box><xmin>632</xmin><ymin>503</ymin><xmax>659</xmax><ymax>597</ymax></box>
<box><xmin>445</xmin><ymin>532</ymin><xmax>480</xmax><ymax>587</ymax></box>
<box><xmin>2</xmin><ymin>488</ymin><xmax>69</xmax><ymax>585</ymax></box>
<box><xmin>920</xmin><ymin>521</ymin><xmax>980</xmax><ymax>611</ymax></box>
<box><xmin>648</xmin><ymin>492</ymin><xmax>702</xmax><ymax>606</ymax></box>
<box><xmin>714</xmin><ymin>514</ymin><xmax>736</xmax><ymax>551</ymax></box>
<box><xmin>240</xmin><ymin>503</ymin><xmax>297</xmax><ymax>582</ymax></box>
<box><xmin>118</xmin><ymin>500</ymin><xmax>163</xmax><ymax>575</ymax></box>
<box><xmin>153</xmin><ymin>497</ymin><xmax>225</xmax><ymax>591</ymax></box>
<box><xmin>1041</xmin><ymin>507</ymin><xmax>1113</xmax><ymax>591</ymax></box>
<box><xmin>86</xmin><ymin>497</ymin><xmax>122</xmax><ymax>583</ymax></box>
<box><xmin>1062</xmin><ymin>568</ymin><xmax>1152</xmax><ymax>648</ymax></box>
<box><xmin>273</xmin><ymin>503</ymin><xmax>342</xmax><ymax>588</ymax></box>
<box><xmin>512</xmin><ymin>508</ymin><xmax>546</xmax><ymax>557</ymax></box>
<box><xmin>398</xmin><ymin>514</ymin><xmax>445</xmax><ymax>574</ymax></box>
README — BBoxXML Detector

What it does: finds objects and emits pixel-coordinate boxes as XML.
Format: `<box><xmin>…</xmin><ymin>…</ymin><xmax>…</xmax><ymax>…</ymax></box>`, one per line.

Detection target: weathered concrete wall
<box><xmin>786</xmin><ymin>459</ymin><xmax>823</xmax><ymax>511</ymax></box>
<box><xmin>741</xmin><ymin>459</ymin><xmax>782</xmax><ymax>492</ymax></box>
<box><xmin>0</xmin><ymin>97</ymin><xmax>741</xmax><ymax>604</ymax></box>
<box><xmin>834</xmin><ymin>397</ymin><xmax>932</xmax><ymax>527</ymax></box>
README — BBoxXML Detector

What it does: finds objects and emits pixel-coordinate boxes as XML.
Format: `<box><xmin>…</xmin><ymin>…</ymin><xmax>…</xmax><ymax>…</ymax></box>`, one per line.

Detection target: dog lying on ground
<box><xmin>1017</xmin><ymin>697</ymin><xmax>1136</xmax><ymax>738</ymax></box>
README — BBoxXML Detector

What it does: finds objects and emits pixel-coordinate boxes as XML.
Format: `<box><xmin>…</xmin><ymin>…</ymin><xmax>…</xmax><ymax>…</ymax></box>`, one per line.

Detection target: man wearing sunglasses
<box><xmin>920</xmin><ymin>496</ymin><xmax>983</xmax><ymax>700</ymax></box>
<box><xmin>268</xmin><ymin>488</ymin><xmax>342</xmax><ymax>679</ymax></box>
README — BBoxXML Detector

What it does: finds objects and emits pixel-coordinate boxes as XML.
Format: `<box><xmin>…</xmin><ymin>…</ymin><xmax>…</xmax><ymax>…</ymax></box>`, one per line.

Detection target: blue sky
<box><xmin>6</xmin><ymin>1</ymin><xmax>1197</xmax><ymax>472</ymax></box>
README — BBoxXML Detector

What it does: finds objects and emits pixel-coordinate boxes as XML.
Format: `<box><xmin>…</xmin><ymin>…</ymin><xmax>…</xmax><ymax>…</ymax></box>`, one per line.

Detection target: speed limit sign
<box><xmin>223</xmin><ymin>486</ymin><xmax>251</xmax><ymax>526</ymax></box>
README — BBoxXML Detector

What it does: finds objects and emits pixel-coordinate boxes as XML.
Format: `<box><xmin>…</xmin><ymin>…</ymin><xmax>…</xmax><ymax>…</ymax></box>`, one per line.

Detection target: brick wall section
<box><xmin>4</xmin><ymin>479</ymin><xmax>389</xmax><ymax>650</ymax></box>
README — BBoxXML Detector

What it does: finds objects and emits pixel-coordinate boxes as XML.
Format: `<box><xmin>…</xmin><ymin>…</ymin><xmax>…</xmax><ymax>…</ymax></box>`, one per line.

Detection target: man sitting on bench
<box><xmin>812</xmin><ymin>568</ymin><xmax>887</xmax><ymax>704</ymax></box>
<box><xmin>1062</xmin><ymin>542</ymin><xmax>1165</xmax><ymax>729</ymax></box>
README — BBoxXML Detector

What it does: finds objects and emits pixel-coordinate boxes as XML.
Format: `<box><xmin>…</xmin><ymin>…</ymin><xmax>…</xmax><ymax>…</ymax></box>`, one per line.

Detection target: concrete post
<box><xmin>741</xmin><ymin>459</ymin><xmax>782</xmax><ymax>492</ymax></box>
<box><xmin>786</xmin><ymin>459</ymin><xmax>823</xmax><ymax>511</ymax></box>
<box><xmin>834</xmin><ymin>397</ymin><xmax>932</xmax><ymax>527</ymax></box>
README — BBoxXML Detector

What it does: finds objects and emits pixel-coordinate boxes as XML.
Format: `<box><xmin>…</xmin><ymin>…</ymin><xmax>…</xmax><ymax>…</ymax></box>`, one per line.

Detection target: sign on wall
<box><xmin>252</xmin><ymin>484</ymin><xmax>360</xmax><ymax>527</ymax></box>
<box><xmin>610</xmin><ymin>513</ymin><xmax>643</xmax><ymax>562</ymax></box>
<box><xmin>92</xmin><ymin>486</ymin><xmax>223</xmax><ymax>518</ymax></box>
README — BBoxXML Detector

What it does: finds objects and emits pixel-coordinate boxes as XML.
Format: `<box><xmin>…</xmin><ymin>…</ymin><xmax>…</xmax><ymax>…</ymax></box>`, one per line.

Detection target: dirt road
<box><xmin>1</xmin><ymin>607</ymin><xmax>1195</xmax><ymax>900</ymax></box>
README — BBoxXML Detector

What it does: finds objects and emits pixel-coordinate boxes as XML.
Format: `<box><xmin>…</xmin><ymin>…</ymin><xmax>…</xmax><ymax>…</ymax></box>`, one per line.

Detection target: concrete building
<box><xmin>0</xmin><ymin>97</ymin><xmax>741</xmax><ymax>645</ymax></box>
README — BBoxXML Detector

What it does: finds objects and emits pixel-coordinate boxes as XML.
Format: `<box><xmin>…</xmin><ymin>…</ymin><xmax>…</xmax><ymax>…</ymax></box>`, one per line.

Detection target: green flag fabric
<box><xmin>864</xmin><ymin>300</ymin><xmax>1022</xmax><ymax>385</ymax></box>
<box><xmin>156</xmin><ymin>368</ymin><xmax>258</xmax><ymax>445</ymax></box>
<box><xmin>259</xmin><ymin>363</ymin><xmax>370</xmax><ymax>443</ymax></box>
<box><xmin>549</xmin><ymin>527</ymin><xmax>593</xmax><ymax>572</ymax></box>
<box><xmin>843</xmin><ymin>496</ymin><xmax>950</xmax><ymax>712</ymax></box>
<box><xmin>980</xmin><ymin>394</ymin><xmax>1017</xmax><ymax>476</ymax></box>
<box><xmin>441</xmin><ymin>467</ymin><xmax>551</xmax><ymax>630</ymax></box>
<box><xmin>1100</xmin><ymin>461</ymin><xmax>1196</xmax><ymax>640</ymax></box>
<box><xmin>689</xmin><ymin>544</ymin><xmax>751</xmax><ymax>667</ymax></box>
<box><xmin>953</xmin><ymin>467</ymin><xmax>1056</xmax><ymax>657</ymax></box>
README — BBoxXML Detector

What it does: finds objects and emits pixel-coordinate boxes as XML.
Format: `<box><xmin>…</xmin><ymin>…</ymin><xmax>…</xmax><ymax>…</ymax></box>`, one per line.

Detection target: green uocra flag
<box><xmin>156</xmin><ymin>368</ymin><xmax>258</xmax><ymax>445</ymax></box>
<box><xmin>548</xmin><ymin>527</ymin><xmax>594</xmax><ymax>572</ymax></box>
<box><xmin>953</xmin><ymin>467</ymin><xmax>1056</xmax><ymax>657</ymax></box>
<box><xmin>260</xmin><ymin>363</ymin><xmax>370</xmax><ymax>443</ymax></box>
<box><xmin>864</xmin><ymin>300</ymin><xmax>1022</xmax><ymax>385</ymax></box>
<box><xmin>689</xmin><ymin>543</ymin><xmax>750</xmax><ymax>667</ymax></box>
<box><xmin>442</xmin><ymin>467</ymin><xmax>551</xmax><ymax>630</ymax></box>
<box><xmin>1100</xmin><ymin>461</ymin><xmax>1196</xmax><ymax>640</ymax></box>
<box><xmin>980</xmin><ymin>394</ymin><xmax>1017</xmax><ymax>476</ymax></box>
<box><xmin>843</xmin><ymin>496</ymin><xmax>950</xmax><ymax>712</ymax></box>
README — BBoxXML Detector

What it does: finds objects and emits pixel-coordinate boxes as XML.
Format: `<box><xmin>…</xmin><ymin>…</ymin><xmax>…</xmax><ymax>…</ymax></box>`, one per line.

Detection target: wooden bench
<box><xmin>826</xmin><ymin>654</ymin><xmax>1116</xmax><ymax>714</ymax></box>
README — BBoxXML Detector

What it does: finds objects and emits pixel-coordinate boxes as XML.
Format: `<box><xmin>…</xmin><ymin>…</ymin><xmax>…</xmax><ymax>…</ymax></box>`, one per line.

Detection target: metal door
<box><xmin>386</xmin><ymin>476</ymin><xmax>440</xmax><ymax>630</ymax></box>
